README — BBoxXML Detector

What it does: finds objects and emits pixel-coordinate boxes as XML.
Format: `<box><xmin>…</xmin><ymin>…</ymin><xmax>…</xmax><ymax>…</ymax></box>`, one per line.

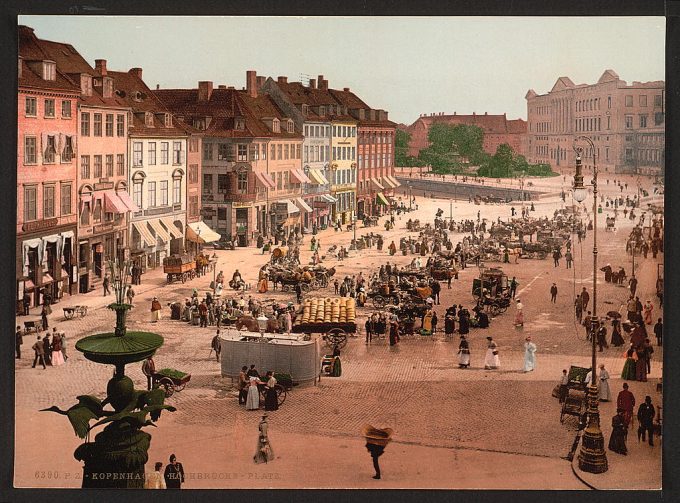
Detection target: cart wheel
<box><xmin>159</xmin><ymin>377</ymin><xmax>174</xmax><ymax>398</ymax></box>
<box><xmin>491</xmin><ymin>304</ymin><xmax>501</xmax><ymax>317</ymax></box>
<box><xmin>327</xmin><ymin>328</ymin><xmax>348</xmax><ymax>349</ymax></box>
<box><xmin>373</xmin><ymin>296</ymin><xmax>386</xmax><ymax>308</ymax></box>
<box><xmin>300</xmin><ymin>283</ymin><xmax>310</xmax><ymax>293</ymax></box>
<box><xmin>175</xmin><ymin>383</ymin><xmax>187</xmax><ymax>392</ymax></box>
<box><xmin>181</xmin><ymin>273</ymin><xmax>186</xmax><ymax>283</ymax></box>
<box><xmin>499</xmin><ymin>304</ymin><xmax>508</xmax><ymax>314</ymax></box>
<box><xmin>167</xmin><ymin>274</ymin><xmax>172</xmax><ymax>284</ymax></box>
<box><xmin>191</xmin><ymin>270</ymin><xmax>196</xmax><ymax>279</ymax></box>
<box><xmin>282</xmin><ymin>285</ymin><xmax>290</xmax><ymax>292</ymax></box>
<box><xmin>275</xmin><ymin>384</ymin><xmax>287</xmax><ymax>406</ymax></box>
<box><xmin>81</xmin><ymin>307</ymin><xmax>88</xmax><ymax>317</ymax></box>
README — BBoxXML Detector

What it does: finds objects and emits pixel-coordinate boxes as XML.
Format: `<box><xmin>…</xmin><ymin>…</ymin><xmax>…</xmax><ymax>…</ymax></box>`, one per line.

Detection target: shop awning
<box><xmin>117</xmin><ymin>190</ymin><xmax>140</xmax><ymax>212</ymax></box>
<box><xmin>384</xmin><ymin>175</ymin><xmax>401</xmax><ymax>188</ymax></box>
<box><xmin>103</xmin><ymin>190</ymin><xmax>128</xmax><ymax>214</ymax></box>
<box><xmin>42</xmin><ymin>273</ymin><xmax>54</xmax><ymax>284</ymax></box>
<box><xmin>290</xmin><ymin>169</ymin><xmax>312</xmax><ymax>184</ymax></box>
<box><xmin>309</xmin><ymin>168</ymin><xmax>329</xmax><ymax>185</ymax></box>
<box><xmin>132</xmin><ymin>221</ymin><xmax>156</xmax><ymax>248</ymax></box>
<box><xmin>25</xmin><ymin>279</ymin><xmax>35</xmax><ymax>291</ymax></box>
<box><xmin>255</xmin><ymin>171</ymin><xmax>276</xmax><ymax>189</ymax></box>
<box><xmin>61</xmin><ymin>267</ymin><xmax>70</xmax><ymax>279</ymax></box>
<box><xmin>376</xmin><ymin>192</ymin><xmax>389</xmax><ymax>205</ymax></box>
<box><xmin>187</xmin><ymin>221</ymin><xmax>221</xmax><ymax>244</ymax></box>
<box><xmin>381</xmin><ymin>177</ymin><xmax>396</xmax><ymax>189</ymax></box>
<box><xmin>371</xmin><ymin>178</ymin><xmax>385</xmax><ymax>190</ymax></box>
<box><xmin>320</xmin><ymin>194</ymin><xmax>337</xmax><ymax>204</ymax></box>
<box><xmin>160</xmin><ymin>217</ymin><xmax>184</xmax><ymax>239</ymax></box>
<box><xmin>148</xmin><ymin>219</ymin><xmax>170</xmax><ymax>244</ymax></box>
<box><xmin>295</xmin><ymin>197</ymin><xmax>313</xmax><ymax>213</ymax></box>
<box><xmin>275</xmin><ymin>199</ymin><xmax>300</xmax><ymax>214</ymax></box>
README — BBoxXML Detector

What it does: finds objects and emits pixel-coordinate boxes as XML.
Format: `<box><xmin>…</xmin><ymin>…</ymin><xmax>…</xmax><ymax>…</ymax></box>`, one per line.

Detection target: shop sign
<box><xmin>22</xmin><ymin>218</ymin><xmax>58</xmax><ymax>233</ymax></box>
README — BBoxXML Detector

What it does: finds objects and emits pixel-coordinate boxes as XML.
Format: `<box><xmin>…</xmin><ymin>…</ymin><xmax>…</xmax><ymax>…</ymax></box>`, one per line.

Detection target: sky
<box><xmin>19</xmin><ymin>16</ymin><xmax>665</xmax><ymax>125</ymax></box>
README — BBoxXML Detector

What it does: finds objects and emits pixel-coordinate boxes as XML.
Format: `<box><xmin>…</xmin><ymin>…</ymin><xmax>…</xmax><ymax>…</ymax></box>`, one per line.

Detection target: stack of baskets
<box><xmin>298</xmin><ymin>297</ymin><xmax>356</xmax><ymax>325</ymax></box>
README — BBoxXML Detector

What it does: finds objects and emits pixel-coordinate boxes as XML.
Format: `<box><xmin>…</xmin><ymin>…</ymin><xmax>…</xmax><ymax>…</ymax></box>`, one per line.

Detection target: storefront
<box><xmin>129</xmin><ymin>216</ymin><xmax>184</xmax><ymax>270</ymax></box>
<box><xmin>186</xmin><ymin>220</ymin><xmax>221</xmax><ymax>253</ymax></box>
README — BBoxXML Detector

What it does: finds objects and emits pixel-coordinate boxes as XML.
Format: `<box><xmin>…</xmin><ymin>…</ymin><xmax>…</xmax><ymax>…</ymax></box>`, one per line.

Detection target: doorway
<box><xmin>92</xmin><ymin>243</ymin><xmax>103</xmax><ymax>278</ymax></box>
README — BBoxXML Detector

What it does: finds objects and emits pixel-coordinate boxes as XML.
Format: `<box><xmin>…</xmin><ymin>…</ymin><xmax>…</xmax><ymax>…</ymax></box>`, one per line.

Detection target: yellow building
<box><xmin>330</xmin><ymin>119</ymin><xmax>358</xmax><ymax>225</ymax></box>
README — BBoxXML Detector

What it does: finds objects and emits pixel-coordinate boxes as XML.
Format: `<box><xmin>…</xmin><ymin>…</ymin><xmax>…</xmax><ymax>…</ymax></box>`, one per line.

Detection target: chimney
<box><xmin>473</xmin><ymin>112</ymin><xmax>476</xmax><ymax>116</ymax></box>
<box><xmin>484</xmin><ymin>112</ymin><xmax>488</xmax><ymax>115</ymax></box>
<box><xmin>322</xmin><ymin>79</ymin><xmax>328</xmax><ymax>90</ymax></box>
<box><xmin>129</xmin><ymin>67</ymin><xmax>143</xmax><ymax>79</ymax></box>
<box><xmin>246</xmin><ymin>70</ymin><xmax>257</xmax><ymax>98</ymax></box>
<box><xmin>198</xmin><ymin>81</ymin><xmax>213</xmax><ymax>101</ymax></box>
<box><xmin>227</xmin><ymin>86</ymin><xmax>235</xmax><ymax>90</ymax></box>
<box><xmin>343</xmin><ymin>87</ymin><xmax>350</xmax><ymax>92</ymax></box>
<box><xmin>256</xmin><ymin>76</ymin><xmax>266</xmax><ymax>88</ymax></box>
<box><xmin>454</xmin><ymin>112</ymin><xmax>456</xmax><ymax>115</ymax></box>
<box><xmin>95</xmin><ymin>59</ymin><xmax>107</xmax><ymax>76</ymax></box>
<box><xmin>156</xmin><ymin>84</ymin><xmax>160</xmax><ymax>90</ymax></box>
<box><xmin>318</xmin><ymin>75</ymin><xmax>329</xmax><ymax>90</ymax></box>
<box><xmin>309</xmin><ymin>79</ymin><xmax>316</xmax><ymax>89</ymax></box>
<box><xmin>277</xmin><ymin>76</ymin><xmax>288</xmax><ymax>84</ymax></box>
<box><xmin>218</xmin><ymin>85</ymin><xmax>226</xmax><ymax>89</ymax></box>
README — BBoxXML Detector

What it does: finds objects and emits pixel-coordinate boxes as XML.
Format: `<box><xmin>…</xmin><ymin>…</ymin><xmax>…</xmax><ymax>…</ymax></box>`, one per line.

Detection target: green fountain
<box><xmin>43</xmin><ymin>259</ymin><xmax>175</xmax><ymax>488</ymax></box>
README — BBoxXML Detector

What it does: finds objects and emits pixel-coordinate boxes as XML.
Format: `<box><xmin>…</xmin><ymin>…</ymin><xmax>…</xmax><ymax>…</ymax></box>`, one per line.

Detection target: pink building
<box><xmin>17</xmin><ymin>26</ymin><xmax>80</xmax><ymax>309</ymax></box>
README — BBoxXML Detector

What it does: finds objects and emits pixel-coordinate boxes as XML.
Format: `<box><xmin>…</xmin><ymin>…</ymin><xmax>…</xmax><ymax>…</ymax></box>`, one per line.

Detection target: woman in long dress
<box><xmin>422</xmin><ymin>310</ymin><xmax>433</xmax><ymax>333</ymax></box>
<box><xmin>445</xmin><ymin>314</ymin><xmax>456</xmax><ymax>337</ymax></box>
<box><xmin>598</xmin><ymin>364</ymin><xmax>611</xmax><ymax>401</ymax></box>
<box><xmin>264</xmin><ymin>371</ymin><xmax>279</xmax><ymax>411</ymax></box>
<box><xmin>608</xmin><ymin>409</ymin><xmax>628</xmax><ymax>455</ymax></box>
<box><xmin>151</xmin><ymin>297</ymin><xmax>162</xmax><ymax>322</ymax></box>
<box><xmin>611</xmin><ymin>319</ymin><xmax>625</xmax><ymax>347</ymax></box>
<box><xmin>621</xmin><ymin>346</ymin><xmax>637</xmax><ymax>380</ymax></box>
<box><xmin>458</xmin><ymin>308</ymin><xmax>470</xmax><ymax>335</ymax></box>
<box><xmin>50</xmin><ymin>333</ymin><xmax>65</xmax><ymax>366</ymax></box>
<box><xmin>457</xmin><ymin>335</ymin><xmax>470</xmax><ymax>368</ymax></box>
<box><xmin>484</xmin><ymin>336</ymin><xmax>500</xmax><ymax>369</ymax></box>
<box><xmin>246</xmin><ymin>376</ymin><xmax>262</xmax><ymax>410</ymax></box>
<box><xmin>643</xmin><ymin>300</ymin><xmax>654</xmax><ymax>325</ymax></box>
<box><xmin>522</xmin><ymin>336</ymin><xmax>536</xmax><ymax>372</ymax></box>
<box><xmin>253</xmin><ymin>415</ymin><xmax>274</xmax><ymax>463</ymax></box>
<box><xmin>514</xmin><ymin>299</ymin><xmax>524</xmax><ymax>327</ymax></box>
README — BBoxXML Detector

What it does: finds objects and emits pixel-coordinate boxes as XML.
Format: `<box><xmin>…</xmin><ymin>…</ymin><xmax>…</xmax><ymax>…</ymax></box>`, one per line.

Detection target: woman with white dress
<box><xmin>598</xmin><ymin>364</ymin><xmax>611</xmax><ymax>401</ymax></box>
<box><xmin>457</xmin><ymin>335</ymin><xmax>470</xmax><ymax>368</ymax></box>
<box><xmin>246</xmin><ymin>376</ymin><xmax>262</xmax><ymax>410</ymax></box>
<box><xmin>522</xmin><ymin>336</ymin><xmax>536</xmax><ymax>372</ymax></box>
<box><xmin>484</xmin><ymin>336</ymin><xmax>500</xmax><ymax>369</ymax></box>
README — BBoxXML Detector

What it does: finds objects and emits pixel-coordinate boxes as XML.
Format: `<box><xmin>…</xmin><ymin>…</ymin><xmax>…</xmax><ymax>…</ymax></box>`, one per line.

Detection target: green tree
<box><xmin>395</xmin><ymin>129</ymin><xmax>412</xmax><ymax>167</ymax></box>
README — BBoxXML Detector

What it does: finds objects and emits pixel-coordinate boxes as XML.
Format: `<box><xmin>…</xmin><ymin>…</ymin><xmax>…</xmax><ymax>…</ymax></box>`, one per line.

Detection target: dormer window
<box><xmin>102</xmin><ymin>77</ymin><xmax>113</xmax><ymax>98</ymax></box>
<box><xmin>193</xmin><ymin>118</ymin><xmax>205</xmax><ymax>130</ymax></box>
<box><xmin>287</xmin><ymin>120</ymin><xmax>294</xmax><ymax>133</ymax></box>
<box><xmin>272</xmin><ymin>118</ymin><xmax>280</xmax><ymax>133</ymax></box>
<box><xmin>43</xmin><ymin>61</ymin><xmax>56</xmax><ymax>81</ymax></box>
<box><xmin>301</xmin><ymin>104</ymin><xmax>309</xmax><ymax>116</ymax></box>
<box><xmin>235</xmin><ymin>117</ymin><xmax>245</xmax><ymax>130</ymax></box>
<box><xmin>145</xmin><ymin>112</ymin><xmax>154</xmax><ymax>127</ymax></box>
<box><xmin>164</xmin><ymin>113</ymin><xmax>172</xmax><ymax>127</ymax></box>
<box><xmin>81</xmin><ymin>74</ymin><xmax>92</xmax><ymax>96</ymax></box>
<box><xmin>319</xmin><ymin>106</ymin><xmax>326</xmax><ymax>117</ymax></box>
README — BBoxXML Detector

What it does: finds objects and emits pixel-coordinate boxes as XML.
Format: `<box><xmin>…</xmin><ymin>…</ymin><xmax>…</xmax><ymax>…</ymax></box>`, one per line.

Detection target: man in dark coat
<box><xmin>16</xmin><ymin>326</ymin><xmax>23</xmax><ymax>359</ymax></box>
<box><xmin>42</xmin><ymin>333</ymin><xmax>52</xmax><ymax>366</ymax></box>
<box><xmin>653</xmin><ymin>318</ymin><xmax>662</xmax><ymax>346</ymax></box>
<box><xmin>580</xmin><ymin>288</ymin><xmax>590</xmax><ymax>310</ymax></box>
<box><xmin>550</xmin><ymin>283</ymin><xmax>558</xmax><ymax>303</ymax></box>
<box><xmin>636</xmin><ymin>396</ymin><xmax>656</xmax><ymax>446</ymax></box>
<box><xmin>430</xmin><ymin>281</ymin><xmax>441</xmax><ymax>305</ymax></box>
<box><xmin>32</xmin><ymin>335</ymin><xmax>46</xmax><ymax>369</ymax></box>
<box><xmin>22</xmin><ymin>292</ymin><xmax>31</xmax><ymax>315</ymax></box>
<box><xmin>164</xmin><ymin>454</ymin><xmax>185</xmax><ymax>489</ymax></box>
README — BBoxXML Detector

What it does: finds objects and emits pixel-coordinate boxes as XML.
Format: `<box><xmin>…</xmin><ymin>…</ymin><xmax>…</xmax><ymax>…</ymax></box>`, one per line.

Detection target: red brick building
<box><xmin>406</xmin><ymin>112</ymin><xmax>527</xmax><ymax>159</ymax></box>
<box><xmin>17</xmin><ymin>26</ymin><xmax>80</xmax><ymax>308</ymax></box>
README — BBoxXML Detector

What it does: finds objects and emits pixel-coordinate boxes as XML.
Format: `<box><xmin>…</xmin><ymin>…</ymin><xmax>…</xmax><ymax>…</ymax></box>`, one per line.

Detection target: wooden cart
<box><xmin>560</xmin><ymin>365</ymin><xmax>589</xmax><ymax>423</ymax></box>
<box><xmin>152</xmin><ymin>370</ymin><xmax>192</xmax><ymax>398</ymax></box>
<box><xmin>163</xmin><ymin>255</ymin><xmax>197</xmax><ymax>284</ymax></box>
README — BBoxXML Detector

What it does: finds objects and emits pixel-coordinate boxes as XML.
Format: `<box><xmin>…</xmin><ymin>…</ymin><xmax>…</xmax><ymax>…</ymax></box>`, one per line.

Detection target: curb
<box><xmin>570</xmin><ymin>454</ymin><xmax>598</xmax><ymax>490</ymax></box>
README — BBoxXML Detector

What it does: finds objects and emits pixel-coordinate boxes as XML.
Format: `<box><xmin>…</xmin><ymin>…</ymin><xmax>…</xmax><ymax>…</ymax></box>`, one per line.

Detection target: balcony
<box><xmin>144</xmin><ymin>205</ymin><xmax>173</xmax><ymax>216</ymax></box>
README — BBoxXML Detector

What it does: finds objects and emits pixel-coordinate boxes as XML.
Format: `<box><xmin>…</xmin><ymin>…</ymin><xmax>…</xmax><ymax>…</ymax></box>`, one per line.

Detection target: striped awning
<box><xmin>290</xmin><ymin>168</ymin><xmax>312</xmax><ymax>184</ymax></box>
<box><xmin>376</xmin><ymin>192</ymin><xmax>389</xmax><ymax>205</ymax></box>
<box><xmin>381</xmin><ymin>177</ymin><xmax>397</xmax><ymax>189</ymax></box>
<box><xmin>295</xmin><ymin>197</ymin><xmax>313</xmax><ymax>213</ymax></box>
<box><xmin>187</xmin><ymin>221</ymin><xmax>221</xmax><ymax>243</ymax></box>
<box><xmin>371</xmin><ymin>178</ymin><xmax>385</xmax><ymax>190</ymax></box>
<box><xmin>309</xmin><ymin>168</ymin><xmax>329</xmax><ymax>185</ymax></box>
<box><xmin>148</xmin><ymin>219</ymin><xmax>170</xmax><ymax>243</ymax></box>
<box><xmin>117</xmin><ymin>190</ymin><xmax>140</xmax><ymax>212</ymax></box>
<box><xmin>255</xmin><ymin>171</ymin><xmax>276</xmax><ymax>189</ymax></box>
<box><xmin>384</xmin><ymin>175</ymin><xmax>401</xmax><ymax>188</ymax></box>
<box><xmin>132</xmin><ymin>220</ymin><xmax>156</xmax><ymax>248</ymax></box>
<box><xmin>103</xmin><ymin>190</ymin><xmax>128</xmax><ymax>214</ymax></box>
<box><xmin>160</xmin><ymin>217</ymin><xmax>184</xmax><ymax>238</ymax></box>
<box><xmin>320</xmin><ymin>194</ymin><xmax>337</xmax><ymax>204</ymax></box>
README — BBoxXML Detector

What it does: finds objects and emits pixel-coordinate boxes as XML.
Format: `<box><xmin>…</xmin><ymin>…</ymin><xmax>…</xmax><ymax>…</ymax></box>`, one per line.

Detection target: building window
<box><xmin>133</xmin><ymin>182</ymin><xmax>142</xmax><ymax>209</ymax></box>
<box><xmin>218</xmin><ymin>144</ymin><xmax>229</xmax><ymax>162</ymax></box>
<box><xmin>625</xmin><ymin>148</ymin><xmax>633</xmax><ymax>161</ymax></box>
<box><xmin>654</xmin><ymin>95</ymin><xmax>663</xmax><ymax>107</ymax></box>
<box><xmin>333</xmin><ymin>126</ymin><xmax>337</xmax><ymax>137</ymax></box>
<box><xmin>106</xmin><ymin>154</ymin><xmax>114</xmax><ymax>177</ymax></box>
<box><xmin>160</xmin><ymin>181</ymin><xmax>168</xmax><ymax>206</ymax></box>
<box><xmin>283</xmin><ymin>171</ymin><xmax>289</xmax><ymax>188</ymax></box>
<box><xmin>44</xmin><ymin>136</ymin><xmax>56</xmax><ymax>163</ymax></box>
<box><xmin>284</xmin><ymin>144</ymin><xmax>289</xmax><ymax>160</ymax></box>
<box><xmin>305</xmin><ymin>125</ymin><xmax>309</xmax><ymax>136</ymax></box>
<box><xmin>204</xmin><ymin>142</ymin><xmax>213</xmax><ymax>161</ymax></box>
<box><xmin>189</xmin><ymin>164</ymin><xmax>198</xmax><ymax>183</ymax></box>
<box><xmin>61</xmin><ymin>183</ymin><xmax>72</xmax><ymax>215</ymax></box>
<box><xmin>271</xmin><ymin>144</ymin><xmax>276</xmax><ymax>160</ymax></box>
<box><xmin>105</xmin><ymin>114</ymin><xmax>114</xmax><ymax>136</ymax></box>
<box><xmin>81</xmin><ymin>112</ymin><xmax>90</xmax><ymax>136</ymax></box>
<box><xmin>276</xmin><ymin>144</ymin><xmax>282</xmax><ymax>160</ymax></box>
<box><xmin>218</xmin><ymin>174</ymin><xmax>229</xmax><ymax>194</ymax></box>
<box><xmin>148</xmin><ymin>142</ymin><xmax>157</xmax><ymax>165</ymax></box>
<box><xmin>237</xmin><ymin>171</ymin><xmax>248</xmax><ymax>193</ymax></box>
<box><xmin>116</xmin><ymin>154</ymin><xmax>125</xmax><ymax>176</ymax></box>
<box><xmin>189</xmin><ymin>138</ymin><xmax>198</xmax><ymax>153</ymax></box>
<box><xmin>44</xmin><ymin>99</ymin><xmax>55</xmax><ymax>118</ymax></box>
<box><xmin>304</xmin><ymin>145</ymin><xmax>309</xmax><ymax>162</ymax></box>
<box><xmin>93</xmin><ymin>199</ymin><xmax>102</xmax><ymax>223</ymax></box>
<box><xmin>625</xmin><ymin>115</ymin><xmax>633</xmax><ymax>129</ymax></box>
<box><xmin>296</xmin><ymin>144</ymin><xmax>301</xmax><ymax>159</ymax></box>
<box><xmin>250</xmin><ymin>144</ymin><xmax>258</xmax><ymax>160</ymax></box>
<box><xmin>24</xmin><ymin>186</ymin><xmax>37</xmax><ymax>221</ymax></box>
<box><xmin>625</xmin><ymin>95</ymin><xmax>633</xmax><ymax>107</ymax></box>
<box><xmin>173</xmin><ymin>178</ymin><xmax>181</xmax><ymax>205</ymax></box>
<box><xmin>639</xmin><ymin>95</ymin><xmax>648</xmax><ymax>107</ymax></box>
<box><xmin>189</xmin><ymin>195</ymin><xmax>199</xmax><ymax>217</ymax></box>
<box><xmin>203</xmin><ymin>174</ymin><xmax>212</xmax><ymax>194</ymax></box>
<box><xmin>173</xmin><ymin>142</ymin><xmax>182</xmax><ymax>164</ymax></box>
<box><xmin>81</xmin><ymin>155</ymin><xmax>90</xmax><ymax>178</ymax></box>
<box><xmin>133</xmin><ymin>142</ymin><xmax>143</xmax><ymax>166</ymax></box>
<box><xmin>148</xmin><ymin>182</ymin><xmax>157</xmax><ymax>207</ymax></box>
<box><xmin>25</xmin><ymin>97</ymin><xmax>37</xmax><ymax>116</ymax></box>
<box><xmin>161</xmin><ymin>142</ymin><xmax>169</xmax><ymax>164</ymax></box>
<box><xmin>607</xmin><ymin>116</ymin><xmax>611</xmax><ymax>130</ymax></box>
<box><xmin>93</xmin><ymin>113</ymin><xmax>102</xmax><ymax>136</ymax></box>
<box><xmin>24</xmin><ymin>137</ymin><xmax>37</xmax><ymax>164</ymax></box>
<box><xmin>80</xmin><ymin>201</ymin><xmax>90</xmax><ymax>225</ymax></box>
<box><xmin>43</xmin><ymin>185</ymin><xmax>55</xmax><ymax>218</ymax></box>
<box><xmin>61</xmin><ymin>136</ymin><xmax>74</xmax><ymax>162</ymax></box>
<box><xmin>351</xmin><ymin>147</ymin><xmax>356</xmax><ymax>160</ymax></box>
<box><xmin>287</xmin><ymin>120</ymin><xmax>294</xmax><ymax>133</ymax></box>
<box><xmin>639</xmin><ymin>115</ymin><xmax>647</xmax><ymax>128</ymax></box>
<box><xmin>93</xmin><ymin>155</ymin><xmax>102</xmax><ymax>178</ymax></box>
<box><xmin>276</xmin><ymin>172</ymin><xmax>282</xmax><ymax>190</ymax></box>
<box><xmin>237</xmin><ymin>144</ymin><xmax>247</xmax><ymax>161</ymax></box>
<box><xmin>116</xmin><ymin>114</ymin><xmax>125</xmax><ymax>136</ymax></box>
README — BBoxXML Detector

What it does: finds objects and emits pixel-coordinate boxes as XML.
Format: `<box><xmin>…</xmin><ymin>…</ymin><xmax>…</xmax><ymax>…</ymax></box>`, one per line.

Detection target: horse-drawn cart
<box><xmin>163</xmin><ymin>255</ymin><xmax>197</xmax><ymax>284</ymax></box>
<box><xmin>292</xmin><ymin>297</ymin><xmax>357</xmax><ymax>349</ymax></box>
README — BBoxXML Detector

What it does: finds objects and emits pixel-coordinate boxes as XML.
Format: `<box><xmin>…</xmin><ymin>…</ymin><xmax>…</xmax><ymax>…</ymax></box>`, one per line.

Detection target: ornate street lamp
<box><xmin>572</xmin><ymin>136</ymin><xmax>608</xmax><ymax>474</ymax></box>
<box><xmin>43</xmin><ymin>259</ymin><xmax>174</xmax><ymax>488</ymax></box>
<box><xmin>257</xmin><ymin>313</ymin><xmax>269</xmax><ymax>338</ymax></box>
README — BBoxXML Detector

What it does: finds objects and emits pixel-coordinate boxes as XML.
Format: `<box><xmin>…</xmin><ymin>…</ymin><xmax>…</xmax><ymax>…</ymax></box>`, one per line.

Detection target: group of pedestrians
<box><xmin>26</xmin><ymin>327</ymin><xmax>68</xmax><ymax>369</ymax></box>
<box><xmin>238</xmin><ymin>365</ymin><xmax>280</xmax><ymax>412</ymax></box>
<box><xmin>608</xmin><ymin>383</ymin><xmax>658</xmax><ymax>456</ymax></box>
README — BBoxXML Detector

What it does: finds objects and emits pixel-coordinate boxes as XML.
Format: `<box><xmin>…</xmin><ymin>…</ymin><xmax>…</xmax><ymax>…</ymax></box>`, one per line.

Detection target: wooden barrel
<box><xmin>272</xmin><ymin>246</ymin><xmax>289</xmax><ymax>259</ymax></box>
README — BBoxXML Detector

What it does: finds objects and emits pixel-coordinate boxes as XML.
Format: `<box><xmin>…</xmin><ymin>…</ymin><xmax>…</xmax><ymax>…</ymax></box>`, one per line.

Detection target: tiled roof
<box><xmin>413</xmin><ymin>114</ymin><xmax>524</xmax><ymax>135</ymax></box>
<box><xmin>506</xmin><ymin>119</ymin><xmax>528</xmax><ymax>134</ymax></box>
<box><xmin>273</xmin><ymin>81</ymin><xmax>356</xmax><ymax>121</ymax></box>
<box><xmin>18</xmin><ymin>26</ymin><xmax>80</xmax><ymax>93</ymax></box>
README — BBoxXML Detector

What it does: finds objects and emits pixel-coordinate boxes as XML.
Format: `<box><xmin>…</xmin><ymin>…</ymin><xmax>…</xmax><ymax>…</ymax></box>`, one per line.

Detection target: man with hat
<box><xmin>617</xmin><ymin>383</ymin><xmax>636</xmax><ymax>430</ymax></box>
<box><xmin>636</xmin><ymin>396</ymin><xmax>656</xmax><ymax>447</ymax></box>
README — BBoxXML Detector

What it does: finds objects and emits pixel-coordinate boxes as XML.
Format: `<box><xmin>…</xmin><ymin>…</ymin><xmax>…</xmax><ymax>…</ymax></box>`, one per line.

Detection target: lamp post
<box><xmin>257</xmin><ymin>313</ymin><xmax>269</xmax><ymax>340</ymax></box>
<box><xmin>408</xmin><ymin>182</ymin><xmax>412</xmax><ymax>211</ymax></box>
<box><xmin>572</xmin><ymin>136</ymin><xmax>608</xmax><ymax>474</ymax></box>
<box><xmin>519</xmin><ymin>173</ymin><xmax>525</xmax><ymax>216</ymax></box>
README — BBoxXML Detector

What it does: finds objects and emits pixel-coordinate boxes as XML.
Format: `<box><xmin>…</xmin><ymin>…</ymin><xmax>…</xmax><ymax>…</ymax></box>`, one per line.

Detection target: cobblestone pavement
<box><xmin>14</xmin><ymin>176</ymin><xmax>662</xmax><ymax>489</ymax></box>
